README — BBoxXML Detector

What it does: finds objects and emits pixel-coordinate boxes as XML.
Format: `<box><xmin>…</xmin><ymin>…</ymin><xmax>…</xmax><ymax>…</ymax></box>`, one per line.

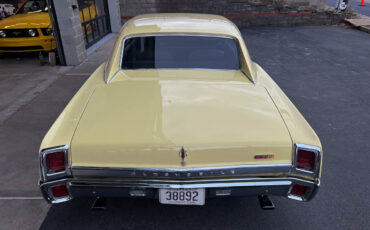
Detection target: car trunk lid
<box><xmin>71</xmin><ymin>70</ymin><xmax>292</xmax><ymax>169</ymax></box>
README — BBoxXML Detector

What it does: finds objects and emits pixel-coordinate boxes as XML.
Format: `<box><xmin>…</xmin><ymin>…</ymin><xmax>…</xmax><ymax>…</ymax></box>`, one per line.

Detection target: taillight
<box><xmin>40</xmin><ymin>146</ymin><xmax>69</xmax><ymax>181</ymax></box>
<box><xmin>46</xmin><ymin>151</ymin><xmax>65</xmax><ymax>174</ymax></box>
<box><xmin>296</xmin><ymin>149</ymin><xmax>316</xmax><ymax>172</ymax></box>
<box><xmin>290</xmin><ymin>184</ymin><xmax>308</xmax><ymax>197</ymax></box>
<box><xmin>51</xmin><ymin>185</ymin><xmax>69</xmax><ymax>198</ymax></box>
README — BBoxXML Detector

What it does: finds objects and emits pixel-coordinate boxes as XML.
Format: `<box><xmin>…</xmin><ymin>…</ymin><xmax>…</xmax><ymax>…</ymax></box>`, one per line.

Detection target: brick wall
<box><xmin>119</xmin><ymin>0</ymin><xmax>346</xmax><ymax>27</ymax></box>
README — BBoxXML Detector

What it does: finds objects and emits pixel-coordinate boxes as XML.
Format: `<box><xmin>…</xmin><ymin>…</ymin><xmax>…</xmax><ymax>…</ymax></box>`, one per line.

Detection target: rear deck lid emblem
<box><xmin>179</xmin><ymin>146</ymin><xmax>187</xmax><ymax>166</ymax></box>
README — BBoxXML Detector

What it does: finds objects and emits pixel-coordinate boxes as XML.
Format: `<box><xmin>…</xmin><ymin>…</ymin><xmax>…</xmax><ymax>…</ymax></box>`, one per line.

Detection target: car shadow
<box><xmin>39</xmin><ymin>196</ymin><xmax>290</xmax><ymax>230</ymax></box>
<box><xmin>0</xmin><ymin>51</ymin><xmax>45</xmax><ymax>65</ymax></box>
<box><xmin>0</xmin><ymin>51</ymin><xmax>39</xmax><ymax>59</ymax></box>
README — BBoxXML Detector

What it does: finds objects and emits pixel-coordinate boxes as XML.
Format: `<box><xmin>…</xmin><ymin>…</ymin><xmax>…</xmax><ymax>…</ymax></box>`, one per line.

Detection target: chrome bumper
<box><xmin>39</xmin><ymin>176</ymin><xmax>320</xmax><ymax>204</ymax></box>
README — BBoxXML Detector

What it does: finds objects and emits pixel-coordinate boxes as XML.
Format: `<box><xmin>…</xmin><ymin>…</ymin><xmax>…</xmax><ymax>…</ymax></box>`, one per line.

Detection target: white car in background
<box><xmin>0</xmin><ymin>4</ymin><xmax>15</xmax><ymax>19</ymax></box>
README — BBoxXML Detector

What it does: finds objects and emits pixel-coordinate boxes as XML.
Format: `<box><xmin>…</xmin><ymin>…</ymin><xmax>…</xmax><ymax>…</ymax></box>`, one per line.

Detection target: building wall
<box><xmin>53</xmin><ymin>0</ymin><xmax>121</xmax><ymax>65</ymax></box>
<box><xmin>119</xmin><ymin>0</ymin><xmax>344</xmax><ymax>27</ymax></box>
<box><xmin>120</xmin><ymin>0</ymin><xmax>326</xmax><ymax>15</ymax></box>
<box><xmin>54</xmin><ymin>0</ymin><xmax>86</xmax><ymax>65</ymax></box>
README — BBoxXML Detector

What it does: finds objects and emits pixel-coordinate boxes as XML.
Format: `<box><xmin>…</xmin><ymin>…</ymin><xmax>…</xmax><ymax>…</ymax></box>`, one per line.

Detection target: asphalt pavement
<box><xmin>0</xmin><ymin>26</ymin><xmax>369</xmax><ymax>229</ymax></box>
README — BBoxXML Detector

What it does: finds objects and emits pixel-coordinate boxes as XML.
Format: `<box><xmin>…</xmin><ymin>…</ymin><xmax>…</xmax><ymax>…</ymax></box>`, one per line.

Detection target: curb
<box><xmin>359</xmin><ymin>25</ymin><xmax>370</xmax><ymax>33</ymax></box>
<box><xmin>345</xmin><ymin>14</ymin><xmax>370</xmax><ymax>34</ymax></box>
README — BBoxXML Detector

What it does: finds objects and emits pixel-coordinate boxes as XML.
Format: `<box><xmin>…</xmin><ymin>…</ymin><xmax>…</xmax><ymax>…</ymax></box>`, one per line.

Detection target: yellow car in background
<box><xmin>0</xmin><ymin>0</ymin><xmax>96</xmax><ymax>53</ymax></box>
<box><xmin>0</xmin><ymin>0</ymin><xmax>55</xmax><ymax>53</ymax></box>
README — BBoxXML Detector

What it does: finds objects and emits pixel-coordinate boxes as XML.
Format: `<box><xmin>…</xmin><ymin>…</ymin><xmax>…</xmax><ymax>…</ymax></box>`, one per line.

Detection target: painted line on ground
<box><xmin>0</xmin><ymin>197</ymin><xmax>44</xmax><ymax>200</ymax></box>
<box><xmin>64</xmin><ymin>73</ymin><xmax>92</xmax><ymax>76</ymax></box>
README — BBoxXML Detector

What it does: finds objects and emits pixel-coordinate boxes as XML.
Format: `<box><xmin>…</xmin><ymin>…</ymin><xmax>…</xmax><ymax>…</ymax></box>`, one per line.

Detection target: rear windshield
<box><xmin>121</xmin><ymin>36</ymin><xmax>240</xmax><ymax>70</ymax></box>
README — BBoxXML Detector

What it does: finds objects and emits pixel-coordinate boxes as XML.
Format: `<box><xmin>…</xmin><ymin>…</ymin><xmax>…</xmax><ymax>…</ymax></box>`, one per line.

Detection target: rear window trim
<box><xmin>118</xmin><ymin>33</ymin><xmax>242</xmax><ymax>72</ymax></box>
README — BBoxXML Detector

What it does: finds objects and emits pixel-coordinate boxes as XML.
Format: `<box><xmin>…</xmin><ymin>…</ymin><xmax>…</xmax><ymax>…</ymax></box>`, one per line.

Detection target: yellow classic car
<box><xmin>0</xmin><ymin>0</ymin><xmax>55</xmax><ymax>53</ymax></box>
<box><xmin>39</xmin><ymin>14</ymin><xmax>322</xmax><ymax>208</ymax></box>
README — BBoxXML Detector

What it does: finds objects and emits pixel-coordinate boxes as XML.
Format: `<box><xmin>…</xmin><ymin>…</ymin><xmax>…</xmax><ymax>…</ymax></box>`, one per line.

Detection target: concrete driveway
<box><xmin>0</xmin><ymin>26</ymin><xmax>369</xmax><ymax>229</ymax></box>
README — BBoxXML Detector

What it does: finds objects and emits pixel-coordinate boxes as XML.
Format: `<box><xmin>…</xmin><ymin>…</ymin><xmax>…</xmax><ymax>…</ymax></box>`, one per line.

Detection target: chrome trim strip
<box><xmin>287</xmin><ymin>194</ymin><xmax>304</xmax><ymax>201</ymax></box>
<box><xmin>73</xmin><ymin>163</ymin><xmax>292</xmax><ymax>172</ymax></box>
<box><xmin>103</xmin><ymin>61</ymin><xmax>108</xmax><ymax>82</ymax></box>
<box><xmin>70</xmin><ymin>177</ymin><xmax>294</xmax><ymax>186</ymax></box>
<box><xmin>40</xmin><ymin>145</ymin><xmax>71</xmax><ymax>182</ymax></box>
<box><xmin>72</xmin><ymin>164</ymin><xmax>292</xmax><ymax>179</ymax></box>
<box><xmin>252</xmin><ymin>62</ymin><xmax>258</xmax><ymax>83</ymax></box>
<box><xmin>106</xmin><ymin>69</ymin><xmax>120</xmax><ymax>83</ymax></box>
<box><xmin>241</xmin><ymin>69</ymin><xmax>255</xmax><ymax>84</ymax></box>
<box><xmin>71</xmin><ymin>180</ymin><xmax>292</xmax><ymax>189</ymax></box>
<box><xmin>107</xmin><ymin>33</ymin><xmax>245</xmax><ymax>83</ymax></box>
<box><xmin>42</xmin><ymin>177</ymin><xmax>296</xmax><ymax>190</ymax></box>
<box><xmin>293</xmin><ymin>143</ymin><xmax>321</xmax><ymax>177</ymax></box>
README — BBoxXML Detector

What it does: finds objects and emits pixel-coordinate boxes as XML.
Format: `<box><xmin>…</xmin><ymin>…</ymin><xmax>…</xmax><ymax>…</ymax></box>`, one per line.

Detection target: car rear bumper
<box><xmin>0</xmin><ymin>36</ymin><xmax>56</xmax><ymax>53</ymax></box>
<box><xmin>39</xmin><ymin>176</ymin><xmax>320</xmax><ymax>204</ymax></box>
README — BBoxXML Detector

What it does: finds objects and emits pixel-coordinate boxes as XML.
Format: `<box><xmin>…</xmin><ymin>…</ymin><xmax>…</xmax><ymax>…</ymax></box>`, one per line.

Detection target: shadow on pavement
<box><xmin>40</xmin><ymin>197</ymin><xmax>277</xmax><ymax>230</ymax></box>
<box><xmin>0</xmin><ymin>51</ymin><xmax>40</xmax><ymax>60</ymax></box>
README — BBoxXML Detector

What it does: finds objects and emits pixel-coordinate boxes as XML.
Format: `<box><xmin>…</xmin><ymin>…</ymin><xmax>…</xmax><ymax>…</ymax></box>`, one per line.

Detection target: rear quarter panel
<box><xmin>255</xmin><ymin>63</ymin><xmax>323</xmax><ymax>176</ymax></box>
<box><xmin>39</xmin><ymin>63</ymin><xmax>106</xmax><ymax>154</ymax></box>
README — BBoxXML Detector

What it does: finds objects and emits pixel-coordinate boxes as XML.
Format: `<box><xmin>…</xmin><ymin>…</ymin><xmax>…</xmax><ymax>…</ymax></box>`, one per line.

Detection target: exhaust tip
<box><xmin>258</xmin><ymin>195</ymin><xmax>275</xmax><ymax>210</ymax></box>
<box><xmin>92</xmin><ymin>197</ymin><xmax>107</xmax><ymax>211</ymax></box>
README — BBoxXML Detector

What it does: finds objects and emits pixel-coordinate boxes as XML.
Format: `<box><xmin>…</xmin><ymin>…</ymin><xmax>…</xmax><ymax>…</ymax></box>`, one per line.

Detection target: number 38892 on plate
<box><xmin>159</xmin><ymin>188</ymin><xmax>205</xmax><ymax>205</ymax></box>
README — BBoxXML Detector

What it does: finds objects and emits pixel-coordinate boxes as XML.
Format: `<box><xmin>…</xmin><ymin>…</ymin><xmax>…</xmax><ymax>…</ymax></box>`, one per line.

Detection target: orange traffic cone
<box><xmin>360</xmin><ymin>0</ymin><xmax>365</xmax><ymax>6</ymax></box>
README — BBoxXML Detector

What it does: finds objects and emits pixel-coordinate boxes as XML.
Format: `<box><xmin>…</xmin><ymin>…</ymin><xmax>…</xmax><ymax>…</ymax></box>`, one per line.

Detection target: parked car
<box><xmin>0</xmin><ymin>0</ymin><xmax>96</xmax><ymax>53</ymax></box>
<box><xmin>0</xmin><ymin>0</ymin><xmax>55</xmax><ymax>53</ymax></box>
<box><xmin>39</xmin><ymin>14</ymin><xmax>322</xmax><ymax>207</ymax></box>
<box><xmin>0</xmin><ymin>4</ymin><xmax>16</xmax><ymax>19</ymax></box>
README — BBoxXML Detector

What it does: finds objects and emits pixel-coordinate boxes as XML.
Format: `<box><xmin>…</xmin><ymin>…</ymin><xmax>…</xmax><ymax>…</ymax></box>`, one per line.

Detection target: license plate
<box><xmin>159</xmin><ymin>188</ymin><xmax>205</xmax><ymax>206</ymax></box>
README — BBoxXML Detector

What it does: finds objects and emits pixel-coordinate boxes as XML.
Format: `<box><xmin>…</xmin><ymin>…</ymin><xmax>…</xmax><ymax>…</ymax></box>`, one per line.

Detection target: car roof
<box><xmin>121</xmin><ymin>13</ymin><xmax>241</xmax><ymax>38</ymax></box>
